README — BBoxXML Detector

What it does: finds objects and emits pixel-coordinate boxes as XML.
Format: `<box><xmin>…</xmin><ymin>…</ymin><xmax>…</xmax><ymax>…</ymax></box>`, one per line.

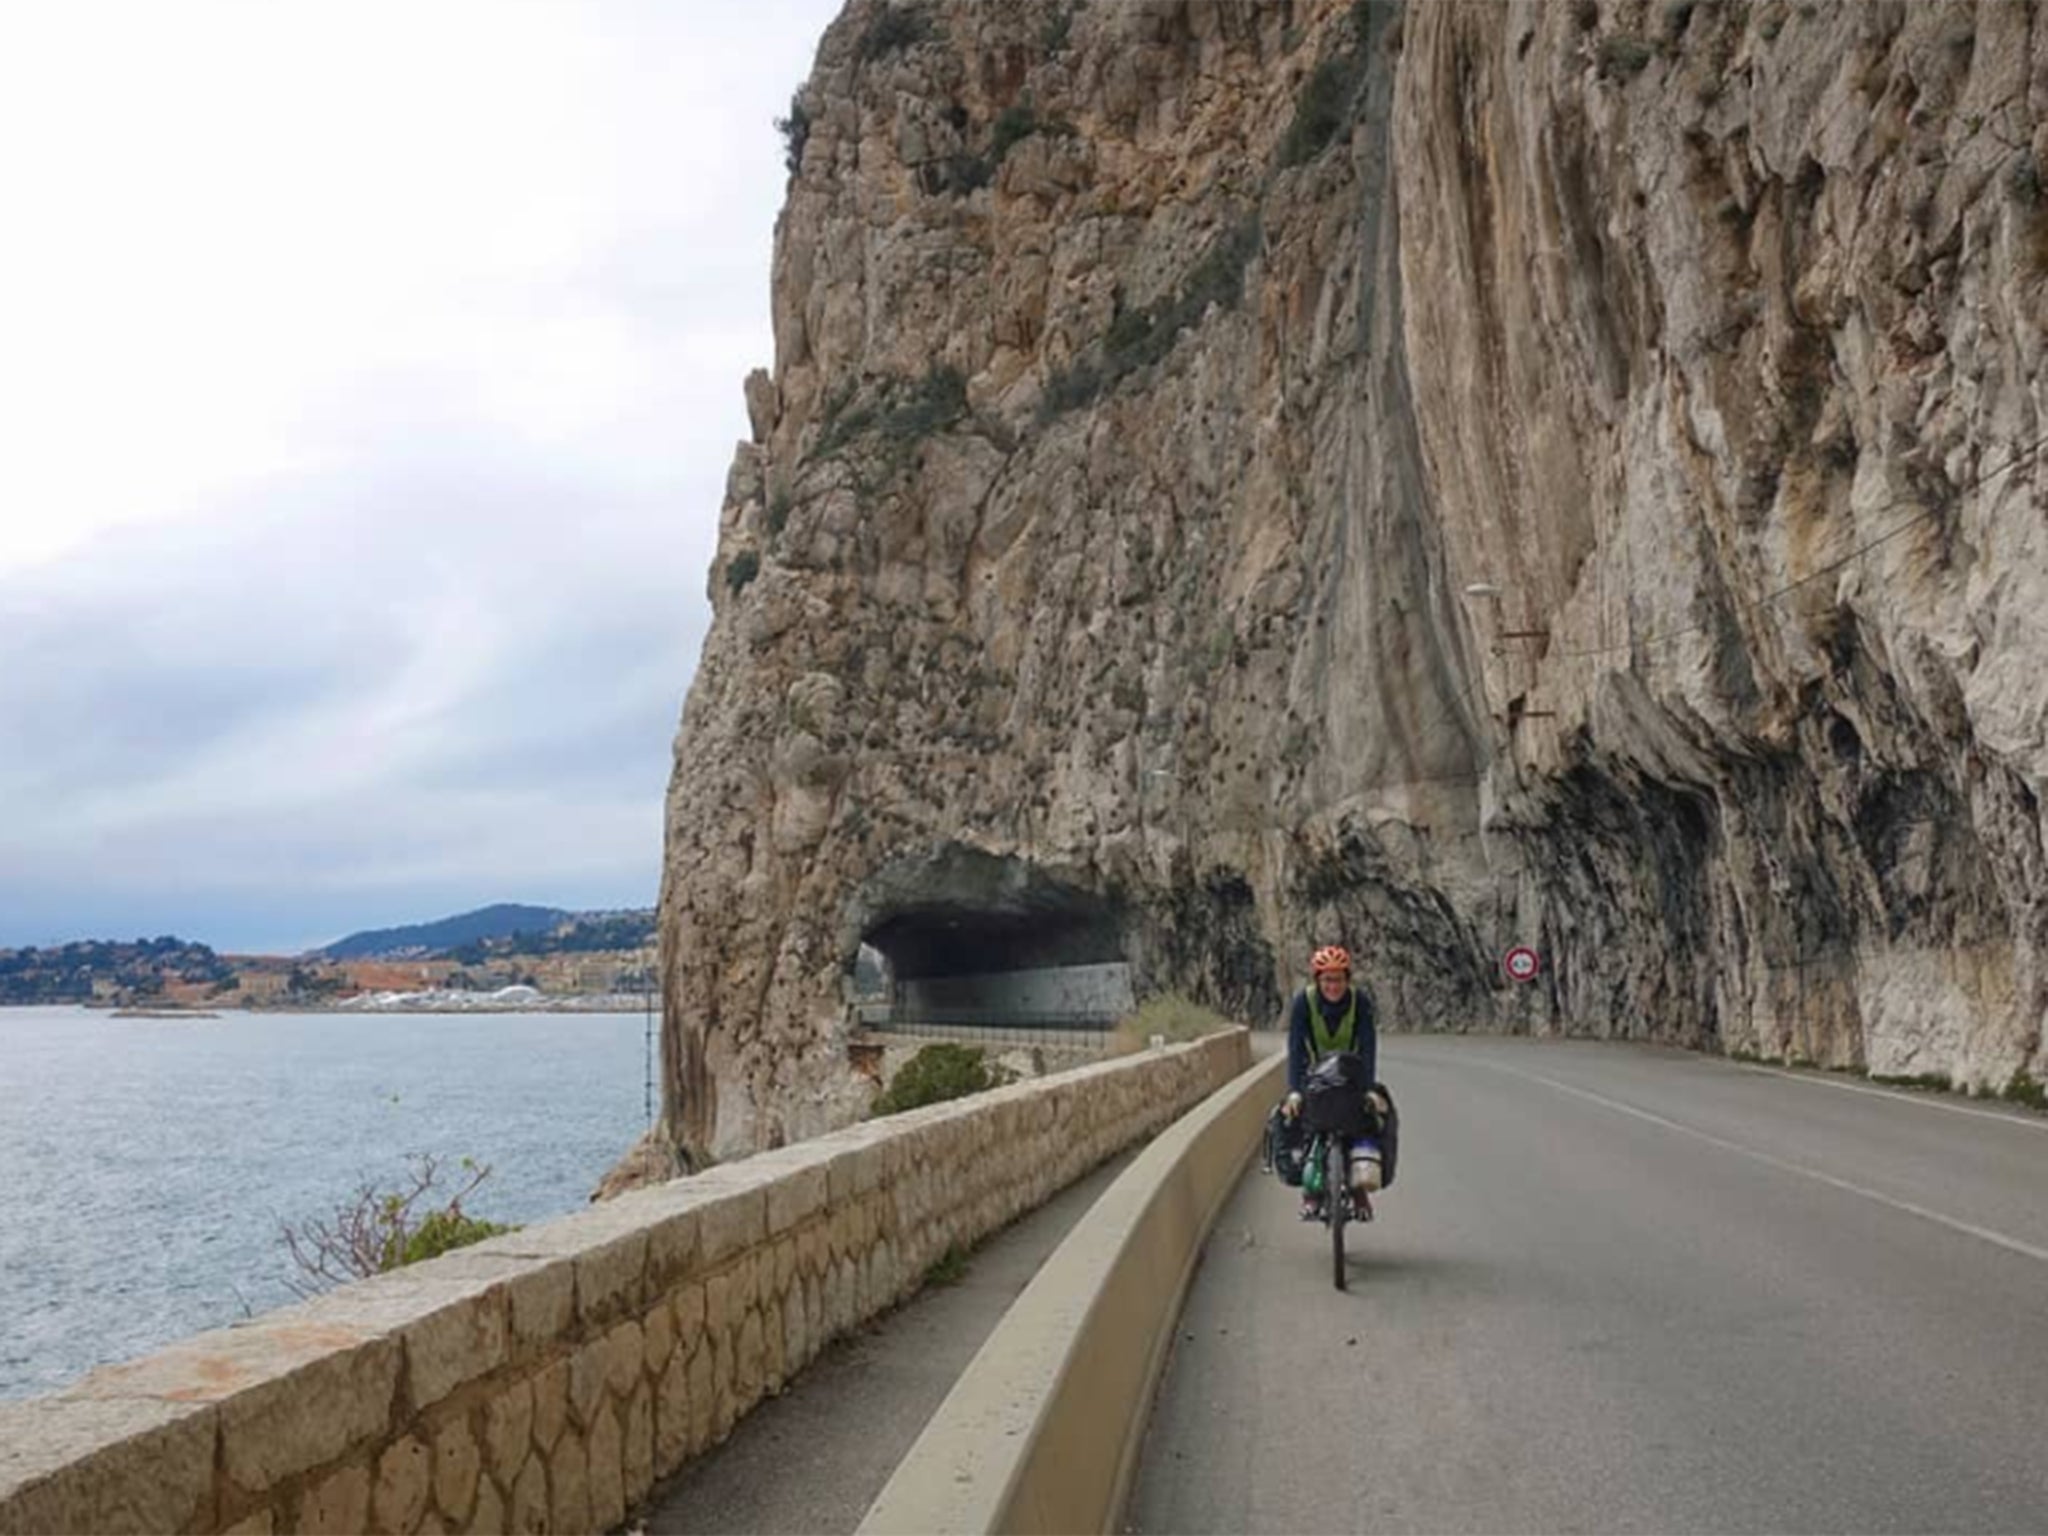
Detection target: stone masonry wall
<box><xmin>0</xmin><ymin>1030</ymin><xmax>1248</xmax><ymax>1536</ymax></box>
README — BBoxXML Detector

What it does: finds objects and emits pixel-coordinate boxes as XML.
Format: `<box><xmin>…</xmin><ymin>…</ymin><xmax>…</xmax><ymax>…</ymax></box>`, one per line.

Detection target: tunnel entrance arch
<box><xmin>845</xmin><ymin>845</ymin><xmax>1134</xmax><ymax>1031</ymax></box>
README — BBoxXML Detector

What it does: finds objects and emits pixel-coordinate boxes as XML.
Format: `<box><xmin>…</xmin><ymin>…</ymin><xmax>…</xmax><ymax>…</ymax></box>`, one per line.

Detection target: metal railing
<box><xmin>854</xmin><ymin>1007</ymin><xmax>1116</xmax><ymax>1050</ymax></box>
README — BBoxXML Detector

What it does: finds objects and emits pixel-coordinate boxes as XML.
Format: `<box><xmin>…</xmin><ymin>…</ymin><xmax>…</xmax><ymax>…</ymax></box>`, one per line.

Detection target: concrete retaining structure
<box><xmin>858</xmin><ymin>1050</ymin><xmax>1285</xmax><ymax>1535</ymax></box>
<box><xmin>0</xmin><ymin>1030</ymin><xmax>1250</xmax><ymax>1536</ymax></box>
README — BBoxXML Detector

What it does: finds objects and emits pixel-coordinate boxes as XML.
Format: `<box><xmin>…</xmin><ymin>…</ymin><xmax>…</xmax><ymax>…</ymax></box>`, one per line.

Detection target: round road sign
<box><xmin>1502</xmin><ymin>945</ymin><xmax>1542</xmax><ymax>984</ymax></box>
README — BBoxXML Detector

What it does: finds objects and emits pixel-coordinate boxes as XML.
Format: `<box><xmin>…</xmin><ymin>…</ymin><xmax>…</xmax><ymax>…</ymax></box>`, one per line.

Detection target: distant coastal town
<box><xmin>0</xmin><ymin>905</ymin><xmax>655</xmax><ymax>1011</ymax></box>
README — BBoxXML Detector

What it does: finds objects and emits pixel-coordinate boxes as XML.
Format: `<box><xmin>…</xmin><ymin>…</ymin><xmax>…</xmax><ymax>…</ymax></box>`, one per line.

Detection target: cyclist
<box><xmin>1281</xmin><ymin>945</ymin><xmax>1381</xmax><ymax>1219</ymax></box>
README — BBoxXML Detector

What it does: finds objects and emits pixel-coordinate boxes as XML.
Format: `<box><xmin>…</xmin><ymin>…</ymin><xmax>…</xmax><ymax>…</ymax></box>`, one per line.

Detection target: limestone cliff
<box><xmin>644</xmin><ymin>0</ymin><xmax>2048</xmax><ymax>1167</ymax></box>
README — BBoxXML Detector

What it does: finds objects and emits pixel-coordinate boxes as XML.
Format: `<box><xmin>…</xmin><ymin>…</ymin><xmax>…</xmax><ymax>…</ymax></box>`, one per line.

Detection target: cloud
<box><xmin>0</xmin><ymin>0</ymin><xmax>842</xmax><ymax>951</ymax></box>
<box><xmin>0</xmin><ymin>425</ymin><xmax>696</xmax><ymax>949</ymax></box>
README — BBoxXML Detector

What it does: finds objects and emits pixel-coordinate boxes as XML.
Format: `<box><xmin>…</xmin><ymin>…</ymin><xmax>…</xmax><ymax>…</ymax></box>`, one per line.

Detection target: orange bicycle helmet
<box><xmin>1310</xmin><ymin>945</ymin><xmax>1352</xmax><ymax>976</ymax></box>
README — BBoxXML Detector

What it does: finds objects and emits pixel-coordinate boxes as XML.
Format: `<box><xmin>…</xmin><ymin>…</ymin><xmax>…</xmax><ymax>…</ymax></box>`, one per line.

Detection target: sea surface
<box><xmin>0</xmin><ymin>1005</ymin><xmax>651</xmax><ymax>1399</ymax></box>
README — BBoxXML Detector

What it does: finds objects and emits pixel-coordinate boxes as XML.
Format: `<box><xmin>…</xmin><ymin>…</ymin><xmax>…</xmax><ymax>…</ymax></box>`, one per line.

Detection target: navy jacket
<box><xmin>1286</xmin><ymin>983</ymin><xmax>1378</xmax><ymax>1094</ymax></box>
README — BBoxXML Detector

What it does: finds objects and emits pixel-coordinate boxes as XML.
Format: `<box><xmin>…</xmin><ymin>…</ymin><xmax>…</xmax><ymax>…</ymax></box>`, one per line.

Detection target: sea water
<box><xmin>0</xmin><ymin>1004</ymin><xmax>649</xmax><ymax>1398</ymax></box>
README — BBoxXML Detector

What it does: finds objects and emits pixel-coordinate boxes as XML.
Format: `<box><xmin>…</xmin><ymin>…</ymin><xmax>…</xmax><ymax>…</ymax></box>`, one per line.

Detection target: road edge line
<box><xmin>1483</xmin><ymin>1060</ymin><xmax>2048</xmax><ymax>1268</ymax></box>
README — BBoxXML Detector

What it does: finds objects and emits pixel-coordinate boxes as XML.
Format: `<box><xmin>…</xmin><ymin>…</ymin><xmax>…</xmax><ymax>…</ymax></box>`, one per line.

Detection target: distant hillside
<box><xmin>317</xmin><ymin>904</ymin><xmax>657</xmax><ymax>962</ymax></box>
<box><xmin>0</xmin><ymin>936</ymin><xmax>233</xmax><ymax>1005</ymax></box>
<box><xmin>316</xmin><ymin>904</ymin><xmax>570</xmax><ymax>960</ymax></box>
<box><xmin>445</xmin><ymin>910</ymin><xmax>655</xmax><ymax>964</ymax></box>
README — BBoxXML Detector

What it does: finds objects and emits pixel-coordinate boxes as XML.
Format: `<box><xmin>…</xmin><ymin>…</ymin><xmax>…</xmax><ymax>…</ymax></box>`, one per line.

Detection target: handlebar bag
<box><xmin>1303</xmin><ymin>1051</ymin><xmax>1379</xmax><ymax>1138</ymax></box>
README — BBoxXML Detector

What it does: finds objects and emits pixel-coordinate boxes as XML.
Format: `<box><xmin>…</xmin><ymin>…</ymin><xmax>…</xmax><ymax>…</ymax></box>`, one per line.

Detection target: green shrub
<box><xmin>1110</xmin><ymin>992</ymin><xmax>1233</xmax><ymax>1055</ymax></box>
<box><xmin>813</xmin><ymin>365</ymin><xmax>967</xmax><ymax>461</ymax></box>
<box><xmin>935</xmin><ymin>152</ymin><xmax>992</xmax><ymax>195</ymax></box>
<box><xmin>1104</xmin><ymin>301</ymin><xmax>1155</xmax><ymax>358</ymax></box>
<box><xmin>1596</xmin><ymin>35</ymin><xmax>1654</xmax><ymax>80</ymax></box>
<box><xmin>725</xmin><ymin>549</ymin><xmax>762</xmax><ymax>593</ymax></box>
<box><xmin>1040</xmin><ymin>219</ymin><xmax>1260</xmax><ymax>419</ymax></box>
<box><xmin>1040</xmin><ymin>356</ymin><xmax>1106</xmax><ymax>419</ymax></box>
<box><xmin>280</xmin><ymin>1154</ymin><xmax>518</xmax><ymax>1295</ymax></box>
<box><xmin>883</xmin><ymin>365</ymin><xmax>967</xmax><ymax>440</ymax></box>
<box><xmin>990</xmin><ymin>103</ymin><xmax>1039</xmax><ymax>163</ymax></box>
<box><xmin>774</xmin><ymin>91</ymin><xmax>810</xmax><ymax>175</ymax></box>
<box><xmin>2005</xmin><ymin>1070</ymin><xmax>2047</xmax><ymax>1111</ymax></box>
<box><xmin>859</xmin><ymin>7</ymin><xmax>930</xmax><ymax>63</ymax></box>
<box><xmin>388</xmin><ymin>1207</ymin><xmax>514</xmax><ymax>1268</ymax></box>
<box><xmin>1871</xmin><ymin>1071</ymin><xmax>1954</xmax><ymax>1094</ymax></box>
<box><xmin>872</xmin><ymin>1043</ymin><xmax>998</xmax><ymax>1115</ymax></box>
<box><xmin>923</xmin><ymin>1243</ymin><xmax>971</xmax><ymax>1287</ymax></box>
<box><xmin>1277</xmin><ymin>4</ymin><xmax>1377</xmax><ymax>169</ymax></box>
<box><xmin>2006</xmin><ymin>153</ymin><xmax>2043</xmax><ymax>209</ymax></box>
<box><xmin>1280</xmin><ymin>56</ymin><xmax>1357</xmax><ymax>167</ymax></box>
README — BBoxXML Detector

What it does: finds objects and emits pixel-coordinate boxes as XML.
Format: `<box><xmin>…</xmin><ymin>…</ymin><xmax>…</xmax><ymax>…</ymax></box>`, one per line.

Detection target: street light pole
<box><xmin>1461</xmin><ymin>580</ymin><xmax>1555</xmax><ymax>729</ymax></box>
<box><xmin>1461</xmin><ymin>582</ymin><xmax>1510</xmax><ymax>741</ymax></box>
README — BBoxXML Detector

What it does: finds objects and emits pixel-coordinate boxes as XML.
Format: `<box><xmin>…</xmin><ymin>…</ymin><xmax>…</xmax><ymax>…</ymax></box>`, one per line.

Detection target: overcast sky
<box><xmin>0</xmin><ymin>0</ymin><xmax>845</xmax><ymax>954</ymax></box>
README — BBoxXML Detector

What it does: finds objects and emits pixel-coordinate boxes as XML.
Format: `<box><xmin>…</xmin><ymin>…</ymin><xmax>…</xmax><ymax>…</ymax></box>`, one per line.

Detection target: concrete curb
<box><xmin>857</xmin><ymin>1049</ymin><xmax>1285</xmax><ymax>1535</ymax></box>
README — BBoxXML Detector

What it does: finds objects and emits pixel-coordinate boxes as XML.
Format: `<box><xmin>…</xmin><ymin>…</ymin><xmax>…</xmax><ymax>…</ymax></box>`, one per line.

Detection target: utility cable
<box><xmin>1374</xmin><ymin>424</ymin><xmax>2046</xmax><ymax>788</ymax></box>
<box><xmin>1551</xmin><ymin>427</ymin><xmax>2048</xmax><ymax>663</ymax></box>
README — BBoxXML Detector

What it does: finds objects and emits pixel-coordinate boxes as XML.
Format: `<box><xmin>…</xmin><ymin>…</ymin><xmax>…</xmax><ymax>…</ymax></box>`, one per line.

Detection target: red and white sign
<box><xmin>1502</xmin><ymin>945</ymin><xmax>1542</xmax><ymax>984</ymax></box>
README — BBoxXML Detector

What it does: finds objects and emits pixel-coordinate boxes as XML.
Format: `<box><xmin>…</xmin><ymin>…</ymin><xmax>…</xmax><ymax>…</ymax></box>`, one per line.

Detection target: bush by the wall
<box><xmin>1110</xmin><ymin>993</ymin><xmax>1234</xmax><ymax>1056</ymax></box>
<box><xmin>872</xmin><ymin>1043</ymin><xmax>999</xmax><ymax>1115</ymax></box>
<box><xmin>391</xmin><ymin>1207</ymin><xmax>514</xmax><ymax>1268</ymax></box>
<box><xmin>280</xmin><ymin>1155</ymin><xmax>517</xmax><ymax>1295</ymax></box>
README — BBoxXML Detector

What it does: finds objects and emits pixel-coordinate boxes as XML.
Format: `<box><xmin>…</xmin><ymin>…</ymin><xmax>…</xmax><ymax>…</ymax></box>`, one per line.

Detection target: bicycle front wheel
<box><xmin>1327</xmin><ymin>1139</ymin><xmax>1348</xmax><ymax>1290</ymax></box>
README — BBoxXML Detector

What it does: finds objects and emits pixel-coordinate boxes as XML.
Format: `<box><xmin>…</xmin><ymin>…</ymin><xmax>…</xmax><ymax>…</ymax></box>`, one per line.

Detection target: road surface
<box><xmin>1128</xmin><ymin>1034</ymin><xmax>2048</xmax><ymax>1534</ymax></box>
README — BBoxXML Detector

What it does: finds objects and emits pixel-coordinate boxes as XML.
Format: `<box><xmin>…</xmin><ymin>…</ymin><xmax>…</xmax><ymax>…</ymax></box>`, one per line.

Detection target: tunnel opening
<box><xmin>846</xmin><ymin>845</ymin><xmax>1134</xmax><ymax>1031</ymax></box>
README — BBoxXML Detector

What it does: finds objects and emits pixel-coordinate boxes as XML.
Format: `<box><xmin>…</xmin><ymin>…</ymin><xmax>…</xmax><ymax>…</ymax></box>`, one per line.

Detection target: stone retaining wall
<box><xmin>0</xmin><ymin>1030</ymin><xmax>1250</xmax><ymax>1536</ymax></box>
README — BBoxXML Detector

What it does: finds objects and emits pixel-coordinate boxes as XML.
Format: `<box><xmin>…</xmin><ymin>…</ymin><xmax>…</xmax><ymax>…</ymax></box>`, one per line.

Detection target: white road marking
<box><xmin>1726</xmin><ymin>1061</ymin><xmax>2048</xmax><ymax>1132</ymax></box>
<box><xmin>1476</xmin><ymin>1059</ymin><xmax>2048</xmax><ymax>1268</ymax></box>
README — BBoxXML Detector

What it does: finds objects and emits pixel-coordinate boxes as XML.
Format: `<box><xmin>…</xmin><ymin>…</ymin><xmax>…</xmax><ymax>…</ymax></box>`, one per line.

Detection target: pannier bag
<box><xmin>1369</xmin><ymin>1084</ymin><xmax>1399</xmax><ymax>1189</ymax></box>
<box><xmin>1347</xmin><ymin>1135</ymin><xmax>1385</xmax><ymax>1193</ymax></box>
<box><xmin>1265</xmin><ymin>1103</ymin><xmax>1310</xmax><ymax>1186</ymax></box>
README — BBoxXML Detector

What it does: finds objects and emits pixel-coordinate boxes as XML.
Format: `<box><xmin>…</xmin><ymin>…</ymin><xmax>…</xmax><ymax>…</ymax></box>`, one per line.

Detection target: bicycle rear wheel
<box><xmin>1327</xmin><ymin>1139</ymin><xmax>1348</xmax><ymax>1290</ymax></box>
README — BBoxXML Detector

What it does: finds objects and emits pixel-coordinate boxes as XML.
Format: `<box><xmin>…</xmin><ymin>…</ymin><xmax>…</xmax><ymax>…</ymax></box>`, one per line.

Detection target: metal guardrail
<box><xmin>855</xmin><ymin>1010</ymin><xmax>1116</xmax><ymax>1050</ymax></box>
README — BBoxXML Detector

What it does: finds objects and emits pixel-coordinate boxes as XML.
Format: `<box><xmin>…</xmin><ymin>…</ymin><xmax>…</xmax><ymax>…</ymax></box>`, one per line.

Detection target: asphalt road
<box><xmin>1127</xmin><ymin>1034</ymin><xmax>2048</xmax><ymax>1535</ymax></box>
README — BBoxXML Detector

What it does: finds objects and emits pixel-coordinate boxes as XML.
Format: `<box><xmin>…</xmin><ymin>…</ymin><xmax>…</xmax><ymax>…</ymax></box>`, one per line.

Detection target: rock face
<box><xmin>649</xmin><ymin>0</ymin><xmax>2048</xmax><ymax>1166</ymax></box>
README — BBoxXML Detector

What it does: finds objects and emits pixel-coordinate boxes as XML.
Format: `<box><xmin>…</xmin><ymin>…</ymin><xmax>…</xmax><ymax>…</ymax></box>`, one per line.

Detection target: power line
<box><xmin>1383</xmin><ymin>426</ymin><xmax>2046</xmax><ymax>779</ymax></box>
<box><xmin>1554</xmin><ymin>427</ymin><xmax>2048</xmax><ymax>662</ymax></box>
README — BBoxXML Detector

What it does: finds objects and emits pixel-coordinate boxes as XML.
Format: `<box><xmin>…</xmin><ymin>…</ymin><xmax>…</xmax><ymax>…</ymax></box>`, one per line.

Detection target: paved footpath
<box><xmin>1129</xmin><ymin>1033</ymin><xmax>2048</xmax><ymax>1535</ymax></box>
<box><xmin>633</xmin><ymin>1148</ymin><xmax>1133</xmax><ymax>1534</ymax></box>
